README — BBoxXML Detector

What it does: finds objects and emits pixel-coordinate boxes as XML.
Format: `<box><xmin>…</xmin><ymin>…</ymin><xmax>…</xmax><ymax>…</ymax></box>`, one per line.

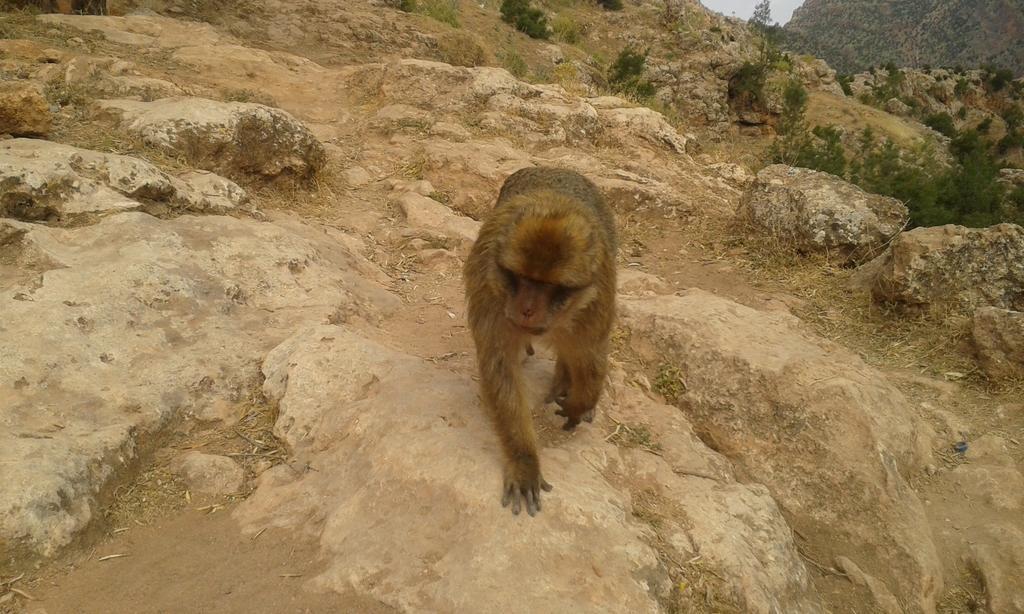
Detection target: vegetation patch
<box><xmin>500</xmin><ymin>0</ymin><xmax>549</xmax><ymax>40</ymax></box>
<box><xmin>608</xmin><ymin>47</ymin><xmax>656</xmax><ymax>100</ymax></box>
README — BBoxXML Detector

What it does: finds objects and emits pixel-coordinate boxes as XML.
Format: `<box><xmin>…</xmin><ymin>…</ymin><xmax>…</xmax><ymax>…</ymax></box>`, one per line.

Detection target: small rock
<box><xmin>972</xmin><ymin>307</ymin><xmax>1024</xmax><ymax>380</ymax></box>
<box><xmin>396</xmin><ymin>192</ymin><xmax>480</xmax><ymax>252</ymax></box>
<box><xmin>967</xmin><ymin>524</ymin><xmax>1024</xmax><ymax>614</ymax></box>
<box><xmin>417</xmin><ymin>248</ymin><xmax>460</xmax><ymax>271</ymax></box>
<box><xmin>388</xmin><ymin>179</ymin><xmax>435</xmax><ymax>196</ymax></box>
<box><xmin>172</xmin><ymin>452</ymin><xmax>244</xmax><ymax>497</ymax></box>
<box><xmin>0</xmin><ymin>82</ymin><xmax>52</xmax><ymax>137</ymax></box>
<box><xmin>177</xmin><ymin>170</ymin><xmax>249</xmax><ymax>210</ymax></box>
<box><xmin>428</xmin><ymin>121</ymin><xmax>471</xmax><ymax>142</ymax></box>
<box><xmin>342</xmin><ymin>166</ymin><xmax>373</xmax><ymax>187</ymax></box>
<box><xmin>617</xmin><ymin>268</ymin><xmax>671</xmax><ymax>296</ymax></box>
<box><xmin>834</xmin><ymin>556</ymin><xmax>902</xmax><ymax>614</ymax></box>
<box><xmin>192</xmin><ymin>398</ymin><xmax>242</xmax><ymax>426</ymax></box>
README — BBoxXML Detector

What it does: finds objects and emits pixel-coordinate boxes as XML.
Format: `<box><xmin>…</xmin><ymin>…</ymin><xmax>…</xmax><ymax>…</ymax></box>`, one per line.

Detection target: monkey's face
<box><xmin>494</xmin><ymin>210</ymin><xmax>599</xmax><ymax>335</ymax></box>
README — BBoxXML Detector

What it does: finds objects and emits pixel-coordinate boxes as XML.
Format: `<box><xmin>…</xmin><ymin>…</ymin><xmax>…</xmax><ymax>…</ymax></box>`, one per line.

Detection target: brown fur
<box><xmin>463</xmin><ymin>166</ymin><xmax>617</xmax><ymax>516</ymax></box>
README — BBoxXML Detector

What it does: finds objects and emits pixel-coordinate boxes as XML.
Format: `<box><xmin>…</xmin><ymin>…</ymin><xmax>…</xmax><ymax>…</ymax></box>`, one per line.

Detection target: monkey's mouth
<box><xmin>513</xmin><ymin>323</ymin><xmax>547</xmax><ymax>336</ymax></box>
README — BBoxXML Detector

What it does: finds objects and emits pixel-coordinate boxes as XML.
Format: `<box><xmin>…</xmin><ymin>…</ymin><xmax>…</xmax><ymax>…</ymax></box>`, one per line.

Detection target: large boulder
<box><xmin>0</xmin><ymin>82</ymin><xmax>52</xmax><ymax>137</ymax></box>
<box><xmin>95</xmin><ymin>97</ymin><xmax>326</xmax><ymax>180</ymax></box>
<box><xmin>0</xmin><ymin>138</ymin><xmax>245</xmax><ymax>224</ymax></box>
<box><xmin>237</xmin><ymin>326</ymin><xmax>824</xmax><ymax>614</ymax></box>
<box><xmin>0</xmin><ymin>211</ymin><xmax>397</xmax><ymax>566</ymax></box>
<box><xmin>620</xmin><ymin>289</ymin><xmax>942</xmax><ymax>613</ymax></box>
<box><xmin>739</xmin><ymin>165</ymin><xmax>909</xmax><ymax>264</ymax></box>
<box><xmin>863</xmin><ymin>224</ymin><xmax>1024</xmax><ymax>313</ymax></box>
<box><xmin>972</xmin><ymin>307</ymin><xmax>1024</xmax><ymax>380</ymax></box>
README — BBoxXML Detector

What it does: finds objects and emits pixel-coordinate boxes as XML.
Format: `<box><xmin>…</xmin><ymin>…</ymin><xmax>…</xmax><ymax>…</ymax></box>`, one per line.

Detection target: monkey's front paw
<box><xmin>555</xmin><ymin>404</ymin><xmax>596</xmax><ymax>431</ymax></box>
<box><xmin>502</xmin><ymin>459</ymin><xmax>553</xmax><ymax>517</ymax></box>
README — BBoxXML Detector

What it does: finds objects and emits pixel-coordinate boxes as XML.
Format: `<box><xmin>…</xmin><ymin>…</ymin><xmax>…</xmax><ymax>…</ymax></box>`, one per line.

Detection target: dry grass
<box><xmin>436</xmin><ymin>31</ymin><xmax>490</xmax><ymax>67</ymax></box>
<box><xmin>606</xmin><ymin>419</ymin><xmax>663</xmax><ymax>454</ymax></box>
<box><xmin>628</xmin><ymin>489</ymin><xmax>741</xmax><ymax>614</ymax></box>
<box><xmin>221</xmin><ymin>88</ymin><xmax>279</xmax><ymax>107</ymax></box>
<box><xmin>101</xmin><ymin>384</ymin><xmax>287</xmax><ymax>529</ymax></box>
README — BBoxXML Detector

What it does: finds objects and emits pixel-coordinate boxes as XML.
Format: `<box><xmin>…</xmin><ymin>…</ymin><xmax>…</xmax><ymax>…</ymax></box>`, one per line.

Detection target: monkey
<box><xmin>463</xmin><ymin>166</ymin><xmax>617</xmax><ymax>516</ymax></box>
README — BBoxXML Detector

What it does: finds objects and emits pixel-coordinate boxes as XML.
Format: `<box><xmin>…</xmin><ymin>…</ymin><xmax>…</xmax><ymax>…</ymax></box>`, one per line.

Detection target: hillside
<box><xmin>783</xmin><ymin>0</ymin><xmax>1024</xmax><ymax>76</ymax></box>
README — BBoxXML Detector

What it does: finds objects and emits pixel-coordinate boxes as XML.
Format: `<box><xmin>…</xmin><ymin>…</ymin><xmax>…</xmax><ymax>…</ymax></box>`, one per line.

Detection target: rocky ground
<box><xmin>1</xmin><ymin>2</ymin><xmax>1023</xmax><ymax>614</ymax></box>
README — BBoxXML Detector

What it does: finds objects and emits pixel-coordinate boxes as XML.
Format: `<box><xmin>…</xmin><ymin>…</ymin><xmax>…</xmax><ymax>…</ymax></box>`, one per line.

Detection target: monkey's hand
<box><xmin>502</xmin><ymin>455</ymin><xmax>553</xmax><ymax>517</ymax></box>
<box><xmin>554</xmin><ymin>399</ymin><xmax>596</xmax><ymax>431</ymax></box>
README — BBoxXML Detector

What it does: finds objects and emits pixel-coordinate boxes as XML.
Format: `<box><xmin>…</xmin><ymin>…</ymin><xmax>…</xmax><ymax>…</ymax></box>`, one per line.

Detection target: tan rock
<box><xmin>864</xmin><ymin>224</ymin><xmax>1024</xmax><ymax>313</ymax></box>
<box><xmin>172</xmin><ymin>452</ymin><xmax>244</xmax><ymax>497</ymax></box>
<box><xmin>740</xmin><ymin>165</ymin><xmax>909</xmax><ymax>264</ymax></box>
<box><xmin>237</xmin><ymin>326</ymin><xmax>823</xmax><ymax>614</ymax></box>
<box><xmin>0</xmin><ymin>212</ymin><xmax>397</xmax><ymax>561</ymax></box>
<box><xmin>0</xmin><ymin>138</ymin><xmax>241</xmax><ymax>224</ymax></box>
<box><xmin>972</xmin><ymin>307</ymin><xmax>1024</xmax><ymax>379</ymax></box>
<box><xmin>967</xmin><ymin>524</ymin><xmax>1024</xmax><ymax>614</ymax></box>
<box><xmin>96</xmin><ymin>96</ymin><xmax>326</xmax><ymax>179</ymax></box>
<box><xmin>620</xmin><ymin>289</ymin><xmax>941</xmax><ymax>612</ymax></box>
<box><xmin>0</xmin><ymin>82</ymin><xmax>52</xmax><ymax>137</ymax></box>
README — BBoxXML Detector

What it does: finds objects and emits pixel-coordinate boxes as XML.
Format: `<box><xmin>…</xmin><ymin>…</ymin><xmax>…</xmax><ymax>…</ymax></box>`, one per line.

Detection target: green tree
<box><xmin>751</xmin><ymin>0</ymin><xmax>771</xmax><ymax>30</ymax></box>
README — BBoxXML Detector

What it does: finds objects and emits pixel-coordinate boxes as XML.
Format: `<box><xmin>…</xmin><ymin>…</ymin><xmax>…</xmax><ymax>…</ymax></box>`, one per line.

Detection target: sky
<box><xmin>699</xmin><ymin>0</ymin><xmax>805</xmax><ymax>25</ymax></box>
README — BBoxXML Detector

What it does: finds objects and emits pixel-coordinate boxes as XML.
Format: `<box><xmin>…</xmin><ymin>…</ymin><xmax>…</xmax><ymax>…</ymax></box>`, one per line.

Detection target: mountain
<box><xmin>782</xmin><ymin>0</ymin><xmax>1024</xmax><ymax>75</ymax></box>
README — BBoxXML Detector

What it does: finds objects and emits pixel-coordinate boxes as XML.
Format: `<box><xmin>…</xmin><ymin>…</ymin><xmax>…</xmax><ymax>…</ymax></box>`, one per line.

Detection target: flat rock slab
<box><xmin>96</xmin><ymin>97</ymin><xmax>326</xmax><ymax>180</ymax></box>
<box><xmin>0</xmin><ymin>211</ymin><xmax>397</xmax><ymax>567</ymax></box>
<box><xmin>0</xmin><ymin>138</ymin><xmax>243</xmax><ymax>225</ymax></box>
<box><xmin>236</xmin><ymin>325</ymin><xmax>822</xmax><ymax>614</ymax></box>
<box><xmin>620</xmin><ymin>289</ymin><xmax>942</xmax><ymax>613</ymax></box>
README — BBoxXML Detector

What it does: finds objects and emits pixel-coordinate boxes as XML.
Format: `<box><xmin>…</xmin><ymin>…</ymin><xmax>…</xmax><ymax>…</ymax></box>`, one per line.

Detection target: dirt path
<box><xmin>29</xmin><ymin>508</ymin><xmax>394</xmax><ymax>614</ymax></box>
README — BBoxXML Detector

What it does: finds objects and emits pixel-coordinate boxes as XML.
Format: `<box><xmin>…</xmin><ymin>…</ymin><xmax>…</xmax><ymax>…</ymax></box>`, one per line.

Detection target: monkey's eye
<box><xmin>498</xmin><ymin>266</ymin><xmax>519</xmax><ymax>291</ymax></box>
<box><xmin>551</xmin><ymin>285</ymin><xmax>580</xmax><ymax>309</ymax></box>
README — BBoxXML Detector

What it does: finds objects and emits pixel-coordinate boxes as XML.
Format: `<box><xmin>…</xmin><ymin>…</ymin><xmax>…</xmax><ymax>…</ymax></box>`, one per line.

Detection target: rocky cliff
<box><xmin>784</xmin><ymin>0</ymin><xmax>1024</xmax><ymax>76</ymax></box>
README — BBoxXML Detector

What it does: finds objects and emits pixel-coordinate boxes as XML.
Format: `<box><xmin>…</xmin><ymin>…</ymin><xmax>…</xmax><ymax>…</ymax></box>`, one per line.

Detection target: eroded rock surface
<box><xmin>0</xmin><ymin>211</ymin><xmax>397</xmax><ymax>563</ymax></box>
<box><xmin>863</xmin><ymin>223</ymin><xmax>1024</xmax><ymax>313</ymax></box>
<box><xmin>237</xmin><ymin>325</ymin><xmax>822</xmax><ymax>614</ymax></box>
<box><xmin>0</xmin><ymin>138</ymin><xmax>243</xmax><ymax>224</ymax></box>
<box><xmin>0</xmin><ymin>81</ymin><xmax>52</xmax><ymax>137</ymax></box>
<box><xmin>739</xmin><ymin>165</ymin><xmax>909</xmax><ymax>263</ymax></box>
<box><xmin>96</xmin><ymin>97</ymin><xmax>326</xmax><ymax>179</ymax></box>
<box><xmin>972</xmin><ymin>307</ymin><xmax>1024</xmax><ymax>380</ymax></box>
<box><xmin>620</xmin><ymin>290</ymin><xmax>941</xmax><ymax>612</ymax></box>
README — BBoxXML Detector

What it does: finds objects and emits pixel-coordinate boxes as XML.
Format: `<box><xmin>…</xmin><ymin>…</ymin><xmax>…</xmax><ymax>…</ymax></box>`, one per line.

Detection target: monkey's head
<box><xmin>491</xmin><ymin>201</ymin><xmax>603</xmax><ymax>335</ymax></box>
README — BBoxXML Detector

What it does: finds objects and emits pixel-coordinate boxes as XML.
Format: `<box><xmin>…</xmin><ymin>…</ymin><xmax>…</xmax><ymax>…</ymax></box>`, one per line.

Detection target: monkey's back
<box><xmin>495</xmin><ymin>166</ymin><xmax>617</xmax><ymax>249</ymax></box>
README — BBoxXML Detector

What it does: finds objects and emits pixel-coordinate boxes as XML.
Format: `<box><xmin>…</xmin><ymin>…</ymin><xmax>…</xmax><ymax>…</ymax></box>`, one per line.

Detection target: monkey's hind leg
<box><xmin>545</xmin><ymin>357</ymin><xmax>570</xmax><ymax>404</ymax></box>
<box><xmin>553</xmin><ymin>346</ymin><xmax>607</xmax><ymax>431</ymax></box>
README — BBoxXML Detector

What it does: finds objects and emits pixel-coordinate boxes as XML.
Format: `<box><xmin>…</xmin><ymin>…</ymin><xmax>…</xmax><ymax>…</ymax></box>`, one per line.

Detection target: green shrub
<box><xmin>987</xmin><ymin>66</ymin><xmax>1014</xmax><ymax>91</ymax></box>
<box><xmin>954</xmin><ymin>77</ymin><xmax>970</xmax><ymax>97</ymax></box>
<box><xmin>836</xmin><ymin>73</ymin><xmax>853</xmax><ymax>96</ymax></box>
<box><xmin>608</xmin><ymin>47</ymin><xmax>655</xmax><ymax>99</ymax></box>
<box><xmin>728</xmin><ymin>62</ymin><xmax>766</xmax><ymax>110</ymax></box>
<box><xmin>500</xmin><ymin>0</ymin><xmax>549</xmax><ymax>39</ymax></box>
<box><xmin>924</xmin><ymin>112</ymin><xmax>957</xmax><ymax>137</ymax></box>
<box><xmin>552</xmin><ymin>14</ymin><xmax>582</xmax><ymax>44</ymax></box>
